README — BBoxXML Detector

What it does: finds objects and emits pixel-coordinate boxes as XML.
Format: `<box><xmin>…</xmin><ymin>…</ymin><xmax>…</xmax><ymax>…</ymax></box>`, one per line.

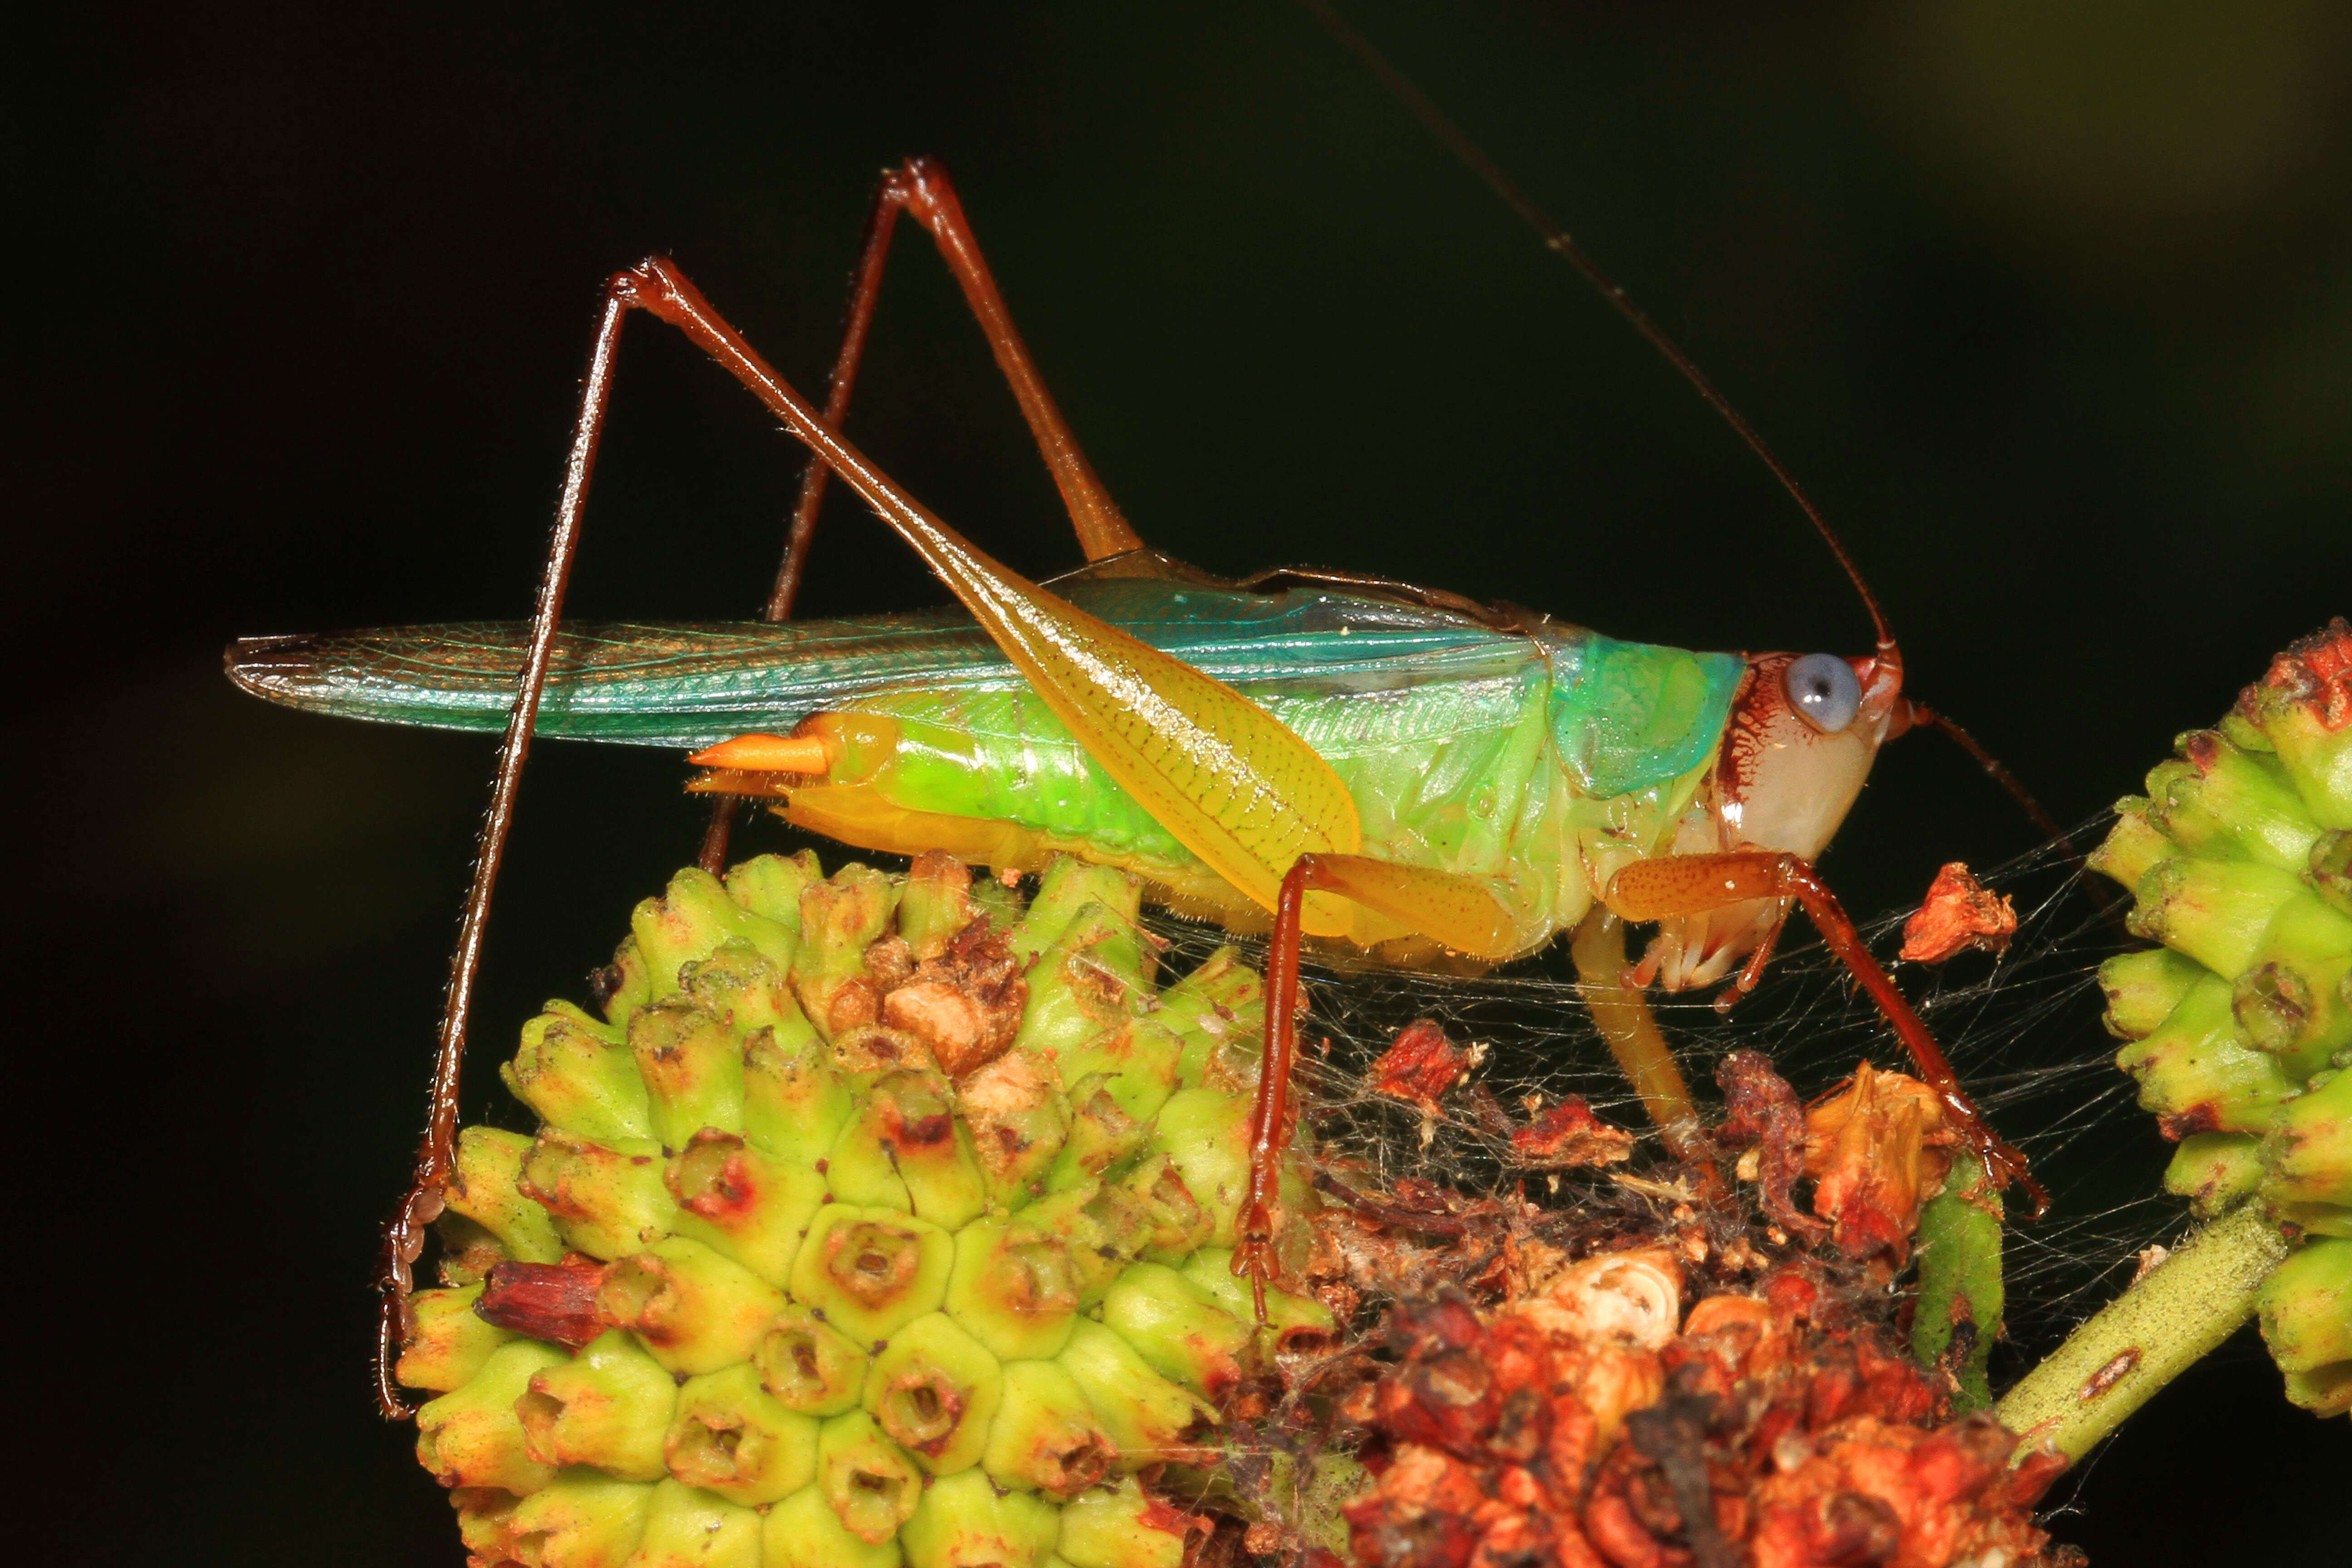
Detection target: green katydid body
<box><xmin>230</xmin><ymin>571</ymin><xmax>1745</xmax><ymax>957</ymax></box>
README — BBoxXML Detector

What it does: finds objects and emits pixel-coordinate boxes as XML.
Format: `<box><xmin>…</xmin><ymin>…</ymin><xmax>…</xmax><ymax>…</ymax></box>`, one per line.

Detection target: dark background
<box><xmin>20</xmin><ymin>1</ymin><xmax>2348</xmax><ymax>1562</ymax></box>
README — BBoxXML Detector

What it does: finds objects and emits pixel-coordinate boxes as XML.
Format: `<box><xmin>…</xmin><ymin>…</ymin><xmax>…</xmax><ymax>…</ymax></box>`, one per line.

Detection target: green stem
<box><xmin>1994</xmin><ymin>1202</ymin><xmax>2287</xmax><ymax>1462</ymax></box>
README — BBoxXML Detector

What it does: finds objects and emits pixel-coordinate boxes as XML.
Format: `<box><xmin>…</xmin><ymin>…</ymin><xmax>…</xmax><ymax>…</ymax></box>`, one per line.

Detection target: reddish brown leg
<box><xmin>697</xmin><ymin>156</ymin><xmax>1144</xmax><ymax>869</ymax></box>
<box><xmin>1234</xmin><ymin>855</ymin><xmax>1325</xmax><ymax>1323</ymax></box>
<box><xmin>774</xmin><ymin>156</ymin><xmax>1141</xmax><ymax>610</ymax></box>
<box><xmin>1610</xmin><ymin>850</ymin><xmax>2047</xmax><ymax>1216</ymax></box>
<box><xmin>372</xmin><ymin>288</ymin><xmax>627</xmax><ymax>1418</ymax></box>
<box><xmin>381</xmin><ymin>247</ymin><xmax>1120</xmax><ymax>1413</ymax></box>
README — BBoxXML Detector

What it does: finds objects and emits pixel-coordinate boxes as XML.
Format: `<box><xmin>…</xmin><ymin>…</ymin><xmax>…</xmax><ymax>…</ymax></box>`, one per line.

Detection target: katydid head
<box><xmin>1644</xmin><ymin>640</ymin><xmax>1905</xmax><ymax>991</ymax></box>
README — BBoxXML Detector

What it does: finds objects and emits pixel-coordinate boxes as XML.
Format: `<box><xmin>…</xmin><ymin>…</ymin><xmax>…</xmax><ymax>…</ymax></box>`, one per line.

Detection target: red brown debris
<box><xmin>1715</xmin><ymin>1052</ymin><xmax>1825</xmax><ymax>1242</ymax></box>
<box><xmin>1899</xmin><ymin>864</ymin><xmax>2017</xmax><ymax>965</ymax></box>
<box><xmin>1512</xmin><ymin>1097</ymin><xmax>1638</xmax><ymax>1170</ymax></box>
<box><xmin>1372</xmin><ymin>1019</ymin><xmax>1474</xmax><ymax>1114</ymax></box>
<box><xmin>882</xmin><ymin>916</ymin><xmax>1027</xmax><ymax>1078</ymax></box>
<box><xmin>1341</xmin><ymin>1262</ymin><xmax>2063</xmax><ymax>1568</ymax></box>
<box><xmin>1803</xmin><ymin>1065</ymin><xmax>1957</xmax><ymax>1268</ymax></box>
<box><xmin>2242</xmin><ymin>615</ymin><xmax>2352</xmax><ymax>732</ymax></box>
<box><xmin>473</xmin><ymin>1256</ymin><xmax>606</xmax><ymax>1348</ymax></box>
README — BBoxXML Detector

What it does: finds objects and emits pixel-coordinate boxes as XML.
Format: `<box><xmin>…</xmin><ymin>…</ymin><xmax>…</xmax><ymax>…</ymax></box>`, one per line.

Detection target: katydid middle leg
<box><xmin>1233</xmin><ymin>852</ymin><xmax>1539</xmax><ymax>1316</ymax></box>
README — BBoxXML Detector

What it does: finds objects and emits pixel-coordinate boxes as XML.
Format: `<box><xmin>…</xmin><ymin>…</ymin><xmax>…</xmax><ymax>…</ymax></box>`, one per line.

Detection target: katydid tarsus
<box><xmin>232</xmin><ymin>136</ymin><xmax>2060</xmax><ymax>1404</ymax></box>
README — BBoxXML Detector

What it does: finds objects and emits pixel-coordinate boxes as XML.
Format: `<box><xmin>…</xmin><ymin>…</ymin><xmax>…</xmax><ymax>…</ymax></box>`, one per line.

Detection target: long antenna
<box><xmin>1296</xmin><ymin>0</ymin><xmax>1894</xmax><ymax>652</ymax></box>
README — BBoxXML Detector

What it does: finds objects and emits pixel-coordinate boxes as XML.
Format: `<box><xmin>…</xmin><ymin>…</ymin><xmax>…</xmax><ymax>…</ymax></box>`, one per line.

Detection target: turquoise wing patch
<box><xmin>1542</xmin><ymin>629</ymin><xmax>1742</xmax><ymax>798</ymax></box>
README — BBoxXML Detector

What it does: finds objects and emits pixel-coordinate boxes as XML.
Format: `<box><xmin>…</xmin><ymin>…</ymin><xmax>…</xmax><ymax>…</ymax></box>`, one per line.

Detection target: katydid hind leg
<box><xmin>374</xmin><ymin>285</ymin><xmax>630</xmax><ymax>1418</ymax></box>
<box><xmin>706</xmin><ymin>158</ymin><xmax>1150</xmax><ymax>867</ymax></box>
<box><xmin>768</xmin><ymin>156</ymin><xmax>1143</xmax><ymax>624</ymax></box>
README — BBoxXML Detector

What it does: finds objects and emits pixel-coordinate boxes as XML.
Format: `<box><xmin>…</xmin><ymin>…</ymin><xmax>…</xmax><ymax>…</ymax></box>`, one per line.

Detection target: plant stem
<box><xmin>1994</xmin><ymin>1201</ymin><xmax>2286</xmax><ymax>1462</ymax></box>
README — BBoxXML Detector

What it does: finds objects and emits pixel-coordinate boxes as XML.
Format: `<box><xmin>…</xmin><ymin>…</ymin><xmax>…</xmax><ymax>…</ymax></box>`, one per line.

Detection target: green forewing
<box><xmin>229</xmin><ymin>578</ymin><xmax>1740</xmax><ymax>804</ymax></box>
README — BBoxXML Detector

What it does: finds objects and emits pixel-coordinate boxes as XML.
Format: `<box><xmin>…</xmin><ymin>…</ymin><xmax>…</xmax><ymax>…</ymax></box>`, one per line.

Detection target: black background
<box><xmin>21</xmin><ymin>1</ymin><xmax>2348</xmax><ymax>1562</ymax></box>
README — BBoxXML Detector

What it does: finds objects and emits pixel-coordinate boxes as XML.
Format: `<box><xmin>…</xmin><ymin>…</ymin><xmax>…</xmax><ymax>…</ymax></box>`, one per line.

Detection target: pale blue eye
<box><xmin>1785</xmin><ymin>653</ymin><xmax>1862</xmax><ymax>733</ymax></box>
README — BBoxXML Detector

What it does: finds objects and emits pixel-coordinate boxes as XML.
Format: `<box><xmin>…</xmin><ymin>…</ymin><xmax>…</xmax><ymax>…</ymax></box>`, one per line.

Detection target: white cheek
<box><xmin>1732</xmin><ymin>722</ymin><xmax>1874</xmax><ymax>860</ymax></box>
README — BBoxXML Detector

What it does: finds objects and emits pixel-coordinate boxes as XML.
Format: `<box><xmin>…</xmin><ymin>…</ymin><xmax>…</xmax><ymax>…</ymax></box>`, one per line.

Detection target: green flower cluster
<box><xmin>398</xmin><ymin>851</ymin><xmax>1331</xmax><ymax>1567</ymax></box>
<box><xmin>2091</xmin><ymin>620</ymin><xmax>2352</xmax><ymax>1416</ymax></box>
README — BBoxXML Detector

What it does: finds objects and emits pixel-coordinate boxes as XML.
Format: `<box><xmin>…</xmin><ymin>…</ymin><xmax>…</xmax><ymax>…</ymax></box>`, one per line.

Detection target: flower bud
<box><xmin>2143</xmin><ymin>734</ymin><xmax>2323</xmax><ymax>874</ymax></box>
<box><xmin>665</xmin><ymin>1361</ymin><xmax>821</xmax><ymax>1505</ymax></box>
<box><xmin>449</xmin><ymin>1486</ymin><xmax>519</xmax><ymax>1562</ymax></box>
<box><xmin>2309</xmin><ymin>829</ymin><xmax>2352</xmax><ymax>920</ymax></box>
<box><xmin>2098</xmin><ymin>947</ymin><xmax>2204</xmax><ymax>1042</ymax></box>
<box><xmin>516</xmin><ymin>1329</ymin><xmax>675</xmax><ymax>1481</ymax></box>
<box><xmin>2087</xmin><ymin>801</ymin><xmax>2170</xmax><ymax>894</ymax></box>
<box><xmin>723</xmin><ymin>849</ymin><xmax>822</xmax><ymax>940</ymax></box>
<box><xmin>2236</xmin><ymin>621</ymin><xmax>2352</xmax><ymax>829</ymax></box>
<box><xmin>2263</xmin><ymin>1068</ymin><xmax>2352</xmax><ymax>1209</ymax></box>
<box><xmin>2127</xmin><ymin>858</ymin><xmax>2306</xmax><ymax>980</ymax></box>
<box><xmin>397</xmin><ymin>1284</ymin><xmax>511</xmax><ymax>1394</ymax></box>
<box><xmin>899</xmin><ymin>849</ymin><xmax>980</xmax><ymax>960</ymax></box>
<box><xmin>828</xmin><ymin>1070</ymin><xmax>986</xmax><ymax>1229</ymax></box>
<box><xmin>630</xmin><ymin>999</ymin><xmax>746</xmax><ymax>1149</ymax></box>
<box><xmin>448</xmin><ymin>1127</ymin><xmax>566</xmax><ymax>1266</ymax></box>
<box><xmin>629</xmin><ymin>1477</ymin><xmax>764</xmax><ymax>1568</ymax></box>
<box><xmin>596</xmin><ymin>1236</ymin><xmax>787</xmax><ymax>1376</ymax></box>
<box><xmin>1150</xmin><ymin>1087</ymin><xmax>1285</xmax><ymax>1250</ymax></box>
<box><xmin>1175</xmin><ymin>1248</ymin><xmax>1334</xmax><ymax>1346</ymax></box>
<box><xmin>1056</xmin><ymin>1474</ymin><xmax>1197</xmax><ymax>1568</ymax></box>
<box><xmin>789</xmin><ymin>1204</ymin><xmax>954</xmax><ymax>1345</ymax></box>
<box><xmin>899</xmin><ymin>1466</ymin><xmax>1061</xmax><ymax>1568</ymax></box>
<box><xmin>2282</xmin><ymin>1361</ymin><xmax>2352</xmax><ymax>1416</ymax></box>
<box><xmin>1099</xmin><ymin>1262</ymin><xmax>1256</xmax><ymax>1398</ymax></box>
<box><xmin>594</xmin><ymin>936</ymin><xmax>655</xmax><ymax>1033</ymax></box>
<box><xmin>742</xmin><ymin>1026</ymin><xmax>854</xmax><ymax>1168</ymax></box>
<box><xmin>666</xmin><ymin>1130</ymin><xmax>829</xmax><ymax>1286</ymax></box>
<box><xmin>790</xmin><ymin>863</ymin><xmax>901</xmax><ymax>1040</ymax></box>
<box><xmin>761</xmin><ymin>1483</ymin><xmax>900</xmax><ymax>1568</ymax></box>
<box><xmin>1010</xmin><ymin>858</ymin><xmax>1142</xmax><ymax>966</ymax></box>
<box><xmin>755</xmin><ymin>1303</ymin><xmax>872</xmax><ymax>1417</ymax></box>
<box><xmin>864</xmin><ymin>1310</ymin><xmax>1004</xmax><ymax>1475</ymax></box>
<box><xmin>1118</xmin><ymin>1156</ymin><xmax>1215</xmax><ymax>1266</ymax></box>
<box><xmin>1000</xmin><ymin>1182</ymin><xmax>1144</xmax><ymax>1311</ymax></box>
<box><xmin>521</xmin><ymin>1130</ymin><xmax>676</xmax><ymax>1260</ymax></box>
<box><xmin>1159</xmin><ymin>947</ymin><xmax>1267</xmax><ymax>1093</ymax></box>
<box><xmin>680</xmin><ymin>938</ymin><xmax>810</xmax><ymax>1044</ymax></box>
<box><xmin>1056</xmin><ymin>1019</ymin><xmax>1185</xmax><ymax>1124</ymax></box>
<box><xmin>2163</xmin><ymin>1132</ymin><xmax>2267</xmax><ymax>1217</ymax></box>
<box><xmin>946</xmin><ymin>1216</ymin><xmax>1082</xmax><ymax>1360</ymax></box>
<box><xmin>1046</xmin><ymin>1074</ymin><xmax>1151</xmax><ymax>1192</ymax></box>
<box><xmin>2115</xmin><ymin>974</ymin><xmax>2303</xmax><ymax>1137</ymax></box>
<box><xmin>1056</xmin><ymin>1318</ymin><xmax>1215</xmax><ymax>1469</ymax></box>
<box><xmin>818</xmin><ymin>1408</ymin><xmax>923</xmax><ymax>1545</ymax></box>
<box><xmin>504</xmin><ymin>1470</ymin><xmax>653</xmax><ymax>1568</ymax></box>
<box><xmin>636</xmin><ymin>866</ymin><xmax>798</xmax><ymax>993</ymax></box>
<box><xmin>982</xmin><ymin>1359</ymin><xmax>1118</xmax><ymax>1499</ymax></box>
<box><xmin>415</xmin><ymin>1340</ymin><xmax>566</xmax><ymax>1492</ymax></box>
<box><xmin>1015</xmin><ymin>904</ymin><xmax>1156</xmax><ymax>1064</ymax></box>
<box><xmin>2255</xmin><ymin>1236</ymin><xmax>2352</xmax><ymax>1372</ymax></box>
<box><xmin>2234</xmin><ymin>899</ymin><xmax>2352</xmax><ymax>1078</ymax></box>
<box><xmin>956</xmin><ymin>1049</ymin><xmax>1071</xmax><ymax>1207</ymax></box>
<box><xmin>503</xmin><ymin>1001</ymin><xmax>654</xmax><ymax>1145</ymax></box>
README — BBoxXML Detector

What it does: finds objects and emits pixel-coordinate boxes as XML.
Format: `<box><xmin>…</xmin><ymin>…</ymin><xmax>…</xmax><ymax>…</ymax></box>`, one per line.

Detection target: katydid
<box><xmin>232</xmin><ymin>150</ymin><xmax>2047</xmax><ymax>1396</ymax></box>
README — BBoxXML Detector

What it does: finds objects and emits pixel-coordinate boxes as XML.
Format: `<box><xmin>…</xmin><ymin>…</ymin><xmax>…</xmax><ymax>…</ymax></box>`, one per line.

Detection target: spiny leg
<box><xmin>701</xmin><ymin>157</ymin><xmax>1147</xmax><ymax>869</ymax></box>
<box><xmin>373</xmin><ymin>288</ymin><xmax>627</xmax><ymax>1418</ymax></box>
<box><xmin>1234</xmin><ymin>853</ymin><xmax>1534</xmax><ymax>1318</ymax></box>
<box><xmin>769</xmin><ymin>155</ymin><xmax>1141</xmax><ymax>620</ymax></box>
<box><xmin>1609</xmin><ymin>849</ymin><xmax>2047</xmax><ymax>1216</ymax></box>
